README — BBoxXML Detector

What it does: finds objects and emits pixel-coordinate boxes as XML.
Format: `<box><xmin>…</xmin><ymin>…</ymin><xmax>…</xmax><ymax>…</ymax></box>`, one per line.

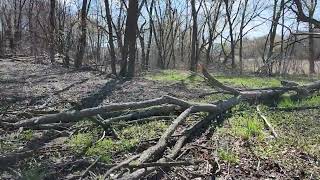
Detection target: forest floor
<box><xmin>0</xmin><ymin>57</ymin><xmax>320</xmax><ymax>179</ymax></box>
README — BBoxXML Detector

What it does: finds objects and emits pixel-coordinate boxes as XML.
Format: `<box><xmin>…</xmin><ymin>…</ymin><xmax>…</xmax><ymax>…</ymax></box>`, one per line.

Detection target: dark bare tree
<box><xmin>49</xmin><ymin>0</ymin><xmax>56</xmax><ymax>64</ymax></box>
<box><xmin>75</xmin><ymin>0</ymin><xmax>90</xmax><ymax>69</ymax></box>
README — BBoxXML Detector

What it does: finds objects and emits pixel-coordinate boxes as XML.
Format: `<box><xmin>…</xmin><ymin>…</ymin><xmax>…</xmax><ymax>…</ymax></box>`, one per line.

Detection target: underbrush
<box><xmin>210</xmin><ymin>100</ymin><xmax>320</xmax><ymax>178</ymax></box>
<box><xmin>68</xmin><ymin>120</ymin><xmax>169</xmax><ymax>163</ymax></box>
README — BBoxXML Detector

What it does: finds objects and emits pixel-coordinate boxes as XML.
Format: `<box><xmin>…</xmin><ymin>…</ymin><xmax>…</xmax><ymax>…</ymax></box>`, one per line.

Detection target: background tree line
<box><xmin>0</xmin><ymin>0</ymin><xmax>319</xmax><ymax>77</ymax></box>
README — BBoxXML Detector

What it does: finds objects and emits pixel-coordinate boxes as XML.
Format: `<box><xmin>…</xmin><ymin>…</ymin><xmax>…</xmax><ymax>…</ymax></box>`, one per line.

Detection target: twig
<box><xmin>257</xmin><ymin>105</ymin><xmax>278</xmax><ymax>138</ymax></box>
<box><xmin>128</xmin><ymin>160</ymin><xmax>203</xmax><ymax>169</ymax></box>
<box><xmin>103</xmin><ymin>154</ymin><xmax>140</xmax><ymax>179</ymax></box>
<box><xmin>79</xmin><ymin>156</ymin><xmax>101</xmax><ymax>180</ymax></box>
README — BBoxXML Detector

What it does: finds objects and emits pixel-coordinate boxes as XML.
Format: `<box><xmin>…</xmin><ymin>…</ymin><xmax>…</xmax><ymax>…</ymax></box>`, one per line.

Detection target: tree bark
<box><xmin>126</xmin><ymin>0</ymin><xmax>139</xmax><ymax>77</ymax></box>
<box><xmin>190</xmin><ymin>0</ymin><xmax>198</xmax><ymax>72</ymax></box>
<box><xmin>75</xmin><ymin>0</ymin><xmax>89</xmax><ymax>69</ymax></box>
<box><xmin>104</xmin><ymin>0</ymin><xmax>117</xmax><ymax>75</ymax></box>
<box><xmin>49</xmin><ymin>0</ymin><xmax>56</xmax><ymax>64</ymax></box>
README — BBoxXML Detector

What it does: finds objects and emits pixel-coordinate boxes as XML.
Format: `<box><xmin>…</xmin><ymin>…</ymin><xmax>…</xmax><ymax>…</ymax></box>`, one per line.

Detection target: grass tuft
<box><xmin>230</xmin><ymin>114</ymin><xmax>265</xmax><ymax>141</ymax></box>
<box><xmin>218</xmin><ymin>148</ymin><xmax>239</xmax><ymax>164</ymax></box>
<box><xmin>68</xmin><ymin>133</ymin><xmax>94</xmax><ymax>153</ymax></box>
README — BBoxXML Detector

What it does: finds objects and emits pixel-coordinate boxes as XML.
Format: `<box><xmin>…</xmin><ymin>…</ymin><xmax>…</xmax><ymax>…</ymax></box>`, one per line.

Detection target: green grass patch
<box><xmin>86</xmin><ymin>138</ymin><xmax>137</xmax><ymax>163</ymax></box>
<box><xmin>230</xmin><ymin>113</ymin><xmax>265</xmax><ymax>141</ymax></box>
<box><xmin>146</xmin><ymin>70</ymin><xmax>284</xmax><ymax>89</ymax></box>
<box><xmin>146</xmin><ymin>70</ymin><xmax>316</xmax><ymax>90</ymax></box>
<box><xmin>119</xmin><ymin>121</ymin><xmax>168</xmax><ymax>140</ymax></box>
<box><xmin>68</xmin><ymin>133</ymin><xmax>94</xmax><ymax>153</ymax></box>
<box><xmin>68</xmin><ymin>121</ymin><xmax>169</xmax><ymax>163</ymax></box>
<box><xmin>278</xmin><ymin>94</ymin><xmax>320</xmax><ymax>108</ymax></box>
<box><xmin>216</xmin><ymin>76</ymin><xmax>280</xmax><ymax>88</ymax></box>
<box><xmin>19</xmin><ymin>129</ymin><xmax>34</xmax><ymax>141</ymax></box>
<box><xmin>218</xmin><ymin>148</ymin><xmax>239</xmax><ymax>164</ymax></box>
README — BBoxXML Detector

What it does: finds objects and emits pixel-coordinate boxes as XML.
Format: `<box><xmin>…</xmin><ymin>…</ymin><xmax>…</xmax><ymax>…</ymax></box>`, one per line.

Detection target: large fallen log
<box><xmin>6</xmin><ymin>96</ymin><xmax>189</xmax><ymax>129</ymax></box>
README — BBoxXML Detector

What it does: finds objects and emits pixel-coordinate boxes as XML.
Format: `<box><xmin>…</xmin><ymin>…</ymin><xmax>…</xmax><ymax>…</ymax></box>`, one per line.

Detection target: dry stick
<box><xmin>79</xmin><ymin>156</ymin><xmax>101</xmax><ymax>180</ymax></box>
<box><xmin>95</xmin><ymin>114</ymin><xmax>119</xmax><ymax>140</ymax></box>
<box><xmin>257</xmin><ymin>105</ymin><xmax>278</xmax><ymax>138</ymax></box>
<box><xmin>136</xmin><ymin>107</ymin><xmax>195</xmax><ymax>164</ymax></box>
<box><xmin>114</xmin><ymin>116</ymin><xmax>176</xmax><ymax>125</ymax></box>
<box><xmin>103</xmin><ymin>105</ymin><xmax>180</xmax><ymax>125</ymax></box>
<box><xmin>103</xmin><ymin>154</ymin><xmax>140</xmax><ymax>178</ymax></box>
<box><xmin>129</xmin><ymin>160</ymin><xmax>203</xmax><ymax>168</ymax></box>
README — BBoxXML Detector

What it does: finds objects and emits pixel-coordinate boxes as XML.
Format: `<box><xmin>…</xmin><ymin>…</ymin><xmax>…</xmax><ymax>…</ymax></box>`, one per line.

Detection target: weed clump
<box><xmin>218</xmin><ymin>148</ymin><xmax>239</xmax><ymax>164</ymax></box>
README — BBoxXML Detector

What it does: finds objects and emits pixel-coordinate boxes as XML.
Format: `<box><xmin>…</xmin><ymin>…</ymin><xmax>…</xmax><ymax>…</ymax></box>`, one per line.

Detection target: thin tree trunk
<box><xmin>49</xmin><ymin>0</ymin><xmax>56</xmax><ymax>64</ymax></box>
<box><xmin>308</xmin><ymin>0</ymin><xmax>316</xmax><ymax>74</ymax></box>
<box><xmin>75</xmin><ymin>0</ymin><xmax>89</xmax><ymax>69</ymax></box>
<box><xmin>239</xmin><ymin>0</ymin><xmax>248</xmax><ymax>74</ymax></box>
<box><xmin>104</xmin><ymin>0</ymin><xmax>117</xmax><ymax>75</ymax></box>
<box><xmin>145</xmin><ymin>0</ymin><xmax>154</xmax><ymax>71</ymax></box>
<box><xmin>190</xmin><ymin>0</ymin><xmax>198</xmax><ymax>72</ymax></box>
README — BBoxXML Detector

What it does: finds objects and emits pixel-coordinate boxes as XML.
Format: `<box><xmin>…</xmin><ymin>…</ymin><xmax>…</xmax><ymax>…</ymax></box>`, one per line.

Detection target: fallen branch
<box><xmin>200</xmin><ymin>65</ymin><xmax>240</xmax><ymax>95</ymax></box>
<box><xmin>103</xmin><ymin>154</ymin><xmax>140</xmax><ymax>178</ymax></box>
<box><xmin>103</xmin><ymin>105</ymin><xmax>181</xmax><ymax>125</ymax></box>
<box><xmin>79</xmin><ymin>156</ymin><xmax>101</xmax><ymax>180</ymax></box>
<box><xmin>9</xmin><ymin>96</ymin><xmax>191</xmax><ymax>129</ymax></box>
<box><xmin>136</xmin><ymin>107</ymin><xmax>194</xmax><ymax>164</ymax></box>
<box><xmin>257</xmin><ymin>105</ymin><xmax>278</xmax><ymax>138</ymax></box>
<box><xmin>114</xmin><ymin>116</ymin><xmax>176</xmax><ymax>125</ymax></box>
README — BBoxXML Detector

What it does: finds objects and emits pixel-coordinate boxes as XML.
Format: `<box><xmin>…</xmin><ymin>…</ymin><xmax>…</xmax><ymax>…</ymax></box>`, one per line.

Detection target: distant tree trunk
<box><xmin>49</xmin><ymin>0</ymin><xmax>56</xmax><ymax>64</ymax></box>
<box><xmin>145</xmin><ymin>0</ymin><xmax>154</xmax><ymax>71</ymax></box>
<box><xmin>13</xmin><ymin>0</ymin><xmax>26</xmax><ymax>51</ymax></box>
<box><xmin>266</xmin><ymin>0</ymin><xmax>284</xmax><ymax>75</ymax></box>
<box><xmin>126</xmin><ymin>0</ymin><xmax>139</xmax><ymax>77</ymax></box>
<box><xmin>119</xmin><ymin>19</ymin><xmax>129</xmax><ymax>76</ymax></box>
<box><xmin>104</xmin><ymin>0</ymin><xmax>117</xmax><ymax>75</ymax></box>
<box><xmin>27</xmin><ymin>0</ymin><xmax>35</xmax><ymax>56</ymax></box>
<box><xmin>139</xmin><ymin>30</ymin><xmax>146</xmax><ymax>71</ymax></box>
<box><xmin>190</xmin><ymin>0</ymin><xmax>198</xmax><ymax>72</ymax></box>
<box><xmin>224</xmin><ymin>0</ymin><xmax>236</xmax><ymax>69</ymax></box>
<box><xmin>279</xmin><ymin>0</ymin><xmax>285</xmax><ymax>74</ymax></box>
<box><xmin>308</xmin><ymin>0</ymin><xmax>316</xmax><ymax>74</ymax></box>
<box><xmin>239</xmin><ymin>0</ymin><xmax>249</xmax><ymax>74</ymax></box>
<box><xmin>75</xmin><ymin>0</ymin><xmax>89</xmax><ymax>69</ymax></box>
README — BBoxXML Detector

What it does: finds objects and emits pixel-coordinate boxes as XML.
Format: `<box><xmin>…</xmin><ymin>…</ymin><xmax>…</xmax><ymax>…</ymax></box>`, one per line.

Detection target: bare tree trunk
<box><xmin>126</xmin><ymin>0</ymin><xmax>139</xmax><ymax>77</ymax></box>
<box><xmin>224</xmin><ymin>0</ymin><xmax>236</xmax><ymax>69</ymax></box>
<box><xmin>104</xmin><ymin>0</ymin><xmax>117</xmax><ymax>75</ymax></box>
<box><xmin>239</xmin><ymin>0</ymin><xmax>249</xmax><ymax>74</ymax></box>
<box><xmin>266</xmin><ymin>0</ymin><xmax>284</xmax><ymax>75</ymax></box>
<box><xmin>190</xmin><ymin>0</ymin><xmax>198</xmax><ymax>72</ymax></box>
<box><xmin>145</xmin><ymin>0</ymin><xmax>154</xmax><ymax>71</ymax></box>
<box><xmin>308</xmin><ymin>0</ymin><xmax>316</xmax><ymax>74</ymax></box>
<box><xmin>75</xmin><ymin>0</ymin><xmax>89</xmax><ymax>69</ymax></box>
<box><xmin>49</xmin><ymin>0</ymin><xmax>56</xmax><ymax>64</ymax></box>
